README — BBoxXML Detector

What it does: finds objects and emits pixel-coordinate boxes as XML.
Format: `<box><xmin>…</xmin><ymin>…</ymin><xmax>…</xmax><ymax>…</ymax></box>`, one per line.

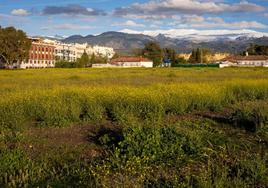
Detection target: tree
<box><xmin>132</xmin><ymin>48</ymin><xmax>143</xmax><ymax>56</ymax></box>
<box><xmin>90</xmin><ymin>53</ymin><xmax>108</xmax><ymax>64</ymax></box>
<box><xmin>163</xmin><ymin>48</ymin><xmax>176</xmax><ymax>66</ymax></box>
<box><xmin>246</xmin><ymin>44</ymin><xmax>268</xmax><ymax>56</ymax></box>
<box><xmin>76</xmin><ymin>51</ymin><xmax>90</xmax><ymax>67</ymax></box>
<box><xmin>188</xmin><ymin>49</ymin><xmax>197</xmax><ymax>63</ymax></box>
<box><xmin>143</xmin><ymin>42</ymin><xmax>163</xmax><ymax>67</ymax></box>
<box><xmin>188</xmin><ymin>48</ymin><xmax>210</xmax><ymax>64</ymax></box>
<box><xmin>111</xmin><ymin>53</ymin><xmax>120</xmax><ymax>59</ymax></box>
<box><xmin>0</xmin><ymin>27</ymin><xmax>31</xmax><ymax>65</ymax></box>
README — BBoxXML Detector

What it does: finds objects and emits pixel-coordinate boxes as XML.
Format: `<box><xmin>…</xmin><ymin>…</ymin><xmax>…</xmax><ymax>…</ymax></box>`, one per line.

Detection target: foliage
<box><xmin>111</xmin><ymin>53</ymin><xmax>120</xmax><ymax>59</ymax></box>
<box><xmin>55</xmin><ymin>60</ymin><xmax>77</xmax><ymax>68</ymax></box>
<box><xmin>163</xmin><ymin>48</ymin><xmax>176</xmax><ymax>66</ymax></box>
<box><xmin>231</xmin><ymin>101</ymin><xmax>268</xmax><ymax>132</ymax></box>
<box><xmin>0</xmin><ymin>27</ymin><xmax>31</xmax><ymax>65</ymax></box>
<box><xmin>90</xmin><ymin>53</ymin><xmax>108</xmax><ymax>64</ymax></box>
<box><xmin>143</xmin><ymin>42</ymin><xmax>163</xmax><ymax>67</ymax></box>
<box><xmin>0</xmin><ymin>68</ymin><xmax>267</xmax><ymax>187</ymax></box>
<box><xmin>77</xmin><ymin>51</ymin><xmax>90</xmax><ymax>68</ymax></box>
<box><xmin>246</xmin><ymin>44</ymin><xmax>268</xmax><ymax>55</ymax></box>
<box><xmin>189</xmin><ymin>48</ymin><xmax>211</xmax><ymax>64</ymax></box>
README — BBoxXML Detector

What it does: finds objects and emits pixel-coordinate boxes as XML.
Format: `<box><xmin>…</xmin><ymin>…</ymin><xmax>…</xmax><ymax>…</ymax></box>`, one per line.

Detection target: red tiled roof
<box><xmin>110</xmin><ymin>57</ymin><xmax>152</xmax><ymax>64</ymax></box>
<box><xmin>222</xmin><ymin>55</ymin><xmax>268</xmax><ymax>61</ymax></box>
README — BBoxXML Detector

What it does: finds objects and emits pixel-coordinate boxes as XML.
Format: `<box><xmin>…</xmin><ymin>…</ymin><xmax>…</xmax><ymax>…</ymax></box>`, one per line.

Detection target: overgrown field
<box><xmin>0</xmin><ymin>68</ymin><xmax>268</xmax><ymax>187</ymax></box>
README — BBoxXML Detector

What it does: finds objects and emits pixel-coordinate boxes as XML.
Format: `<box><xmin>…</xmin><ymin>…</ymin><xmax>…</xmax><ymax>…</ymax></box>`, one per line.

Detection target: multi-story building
<box><xmin>16</xmin><ymin>38</ymin><xmax>56</xmax><ymax>69</ymax></box>
<box><xmin>12</xmin><ymin>38</ymin><xmax>115</xmax><ymax>69</ymax></box>
<box><xmin>55</xmin><ymin>42</ymin><xmax>76</xmax><ymax>62</ymax></box>
<box><xmin>92</xmin><ymin>45</ymin><xmax>115</xmax><ymax>59</ymax></box>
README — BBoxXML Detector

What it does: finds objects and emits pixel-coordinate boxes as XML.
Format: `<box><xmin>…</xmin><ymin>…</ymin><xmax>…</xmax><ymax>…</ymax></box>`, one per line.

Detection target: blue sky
<box><xmin>0</xmin><ymin>0</ymin><xmax>268</xmax><ymax>37</ymax></box>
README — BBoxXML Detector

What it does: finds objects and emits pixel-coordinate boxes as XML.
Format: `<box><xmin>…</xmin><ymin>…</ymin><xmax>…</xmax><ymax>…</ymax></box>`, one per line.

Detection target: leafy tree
<box><xmin>76</xmin><ymin>51</ymin><xmax>90</xmax><ymax>68</ymax></box>
<box><xmin>188</xmin><ymin>49</ymin><xmax>197</xmax><ymax>63</ymax></box>
<box><xmin>55</xmin><ymin>60</ymin><xmax>76</xmax><ymax>68</ymax></box>
<box><xmin>132</xmin><ymin>48</ymin><xmax>143</xmax><ymax>56</ymax></box>
<box><xmin>90</xmin><ymin>53</ymin><xmax>108</xmax><ymax>64</ymax></box>
<box><xmin>0</xmin><ymin>27</ymin><xmax>31</xmax><ymax>65</ymax></box>
<box><xmin>188</xmin><ymin>48</ymin><xmax>210</xmax><ymax>64</ymax></box>
<box><xmin>246</xmin><ymin>45</ymin><xmax>268</xmax><ymax>55</ymax></box>
<box><xmin>175</xmin><ymin>57</ymin><xmax>187</xmax><ymax>64</ymax></box>
<box><xmin>163</xmin><ymin>48</ymin><xmax>176</xmax><ymax>66</ymax></box>
<box><xmin>143</xmin><ymin>42</ymin><xmax>163</xmax><ymax>67</ymax></box>
<box><xmin>111</xmin><ymin>53</ymin><xmax>120</xmax><ymax>59</ymax></box>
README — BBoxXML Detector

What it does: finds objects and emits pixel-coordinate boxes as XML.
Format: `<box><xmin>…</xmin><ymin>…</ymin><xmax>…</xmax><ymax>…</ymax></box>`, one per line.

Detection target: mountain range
<box><xmin>61</xmin><ymin>30</ymin><xmax>268</xmax><ymax>54</ymax></box>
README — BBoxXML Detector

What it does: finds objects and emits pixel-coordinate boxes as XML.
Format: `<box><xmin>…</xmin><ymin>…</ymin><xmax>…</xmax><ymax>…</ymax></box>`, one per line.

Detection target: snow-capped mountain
<box><xmin>62</xmin><ymin>30</ymin><xmax>268</xmax><ymax>54</ymax></box>
<box><xmin>120</xmin><ymin>29</ymin><xmax>268</xmax><ymax>42</ymax></box>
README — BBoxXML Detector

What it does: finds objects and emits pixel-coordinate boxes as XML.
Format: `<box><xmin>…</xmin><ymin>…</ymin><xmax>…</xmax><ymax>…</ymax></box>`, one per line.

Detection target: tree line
<box><xmin>244</xmin><ymin>44</ymin><xmax>268</xmax><ymax>56</ymax></box>
<box><xmin>55</xmin><ymin>52</ymin><xmax>108</xmax><ymax>68</ymax></box>
<box><xmin>133</xmin><ymin>42</ymin><xmax>211</xmax><ymax>67</ymax></box>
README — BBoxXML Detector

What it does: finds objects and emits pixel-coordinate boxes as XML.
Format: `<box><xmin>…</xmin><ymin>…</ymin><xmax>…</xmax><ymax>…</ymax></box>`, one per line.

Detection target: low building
<box><xmin>111</xmin><ymin>57</ymin><xmax>153</xmax><ymax>67</ymax></box>
<box><xmin>217</xmin><ymin>54</ymin><xmax>268</xmax><ymax>68</ymax></box>
<box><xmin>92</xmin><ymin>57</ymin><xmax>153</xmax><ymax>68</ymax></box>
<box><xmin>16</xmin><ymin>38</ymin><xmax>56</xmax><ymax>69</ymax></box>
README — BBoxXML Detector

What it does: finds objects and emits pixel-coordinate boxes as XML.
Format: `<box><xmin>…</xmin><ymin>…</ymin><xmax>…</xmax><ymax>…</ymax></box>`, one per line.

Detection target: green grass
<box><xmin>0</xmin><ymin>68</ymin><xmax>268</xmax><ymax>187</ymax></box>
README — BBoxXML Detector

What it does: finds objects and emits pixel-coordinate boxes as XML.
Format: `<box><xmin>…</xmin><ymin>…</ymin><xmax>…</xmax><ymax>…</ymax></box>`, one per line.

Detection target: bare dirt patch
<box><xmin>20</xmin><ymin>122</ymin><xmax>119</xmax><ymax>160</ymax></box>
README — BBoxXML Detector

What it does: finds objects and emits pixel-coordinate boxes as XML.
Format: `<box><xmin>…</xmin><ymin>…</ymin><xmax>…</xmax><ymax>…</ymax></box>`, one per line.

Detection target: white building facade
<box><xmin>218</xmin><ymin>55</ymin><xmax>268</xmax><ymax>68</ymax></box>
<box><xmin>92</xmin><ymin>57</ymin><xmax>153</xmax><ymax>68</ymax></box>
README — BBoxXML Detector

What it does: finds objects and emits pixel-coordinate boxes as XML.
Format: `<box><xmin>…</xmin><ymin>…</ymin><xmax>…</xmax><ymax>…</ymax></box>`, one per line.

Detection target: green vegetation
<box><xmin>142</xmin><ymin>42</ymin><xmax>163</xmax><ymax>67</ymax></box>
<box><xmin>0</xmin><ymin>26</ymin><xmax>31</xmax><ymax>65</ymax></box>
<box><xmin>189</xmin><ymin>48</ymin><xmax>211</xmax><ymax>64</ymax></box>
<box><xmin>246</xmin><ymin>44</ymin><xmax>268</xmax><ymax>56</ymax></box>
<box><xmin>0</xmin><ymin>68</ymin><xmax>268</xmax><ymax>187</ymax></box>
<box><xmin>55</xmin><ymin>53</ymin><xmax>108</xmax><ymax>68</ymax></box>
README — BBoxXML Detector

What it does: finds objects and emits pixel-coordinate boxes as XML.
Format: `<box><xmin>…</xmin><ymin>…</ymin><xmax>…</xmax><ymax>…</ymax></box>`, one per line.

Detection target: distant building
<box><xmin>7</xmin><ymin>37</ymin><xmax>115</xmax><ymax>69</ymax></box>
<box><xmin>55</xmin><ymin>42</ymin><xmax>76</xmax><ymax>62</ymax></box>
<box><xmin>92</xmin><ymin>57</ymin><xmax>153</xmax><ymax>68</ymax></box>
<box><xmin>92</xmin><ymin>45</ymin><xmax>115</xmax><ymax>59</ymax></box>
<box><xmin>16</xmin><ymin>38</ymin><xmax>56</xmax><ymax>69</ymax></box>
<box><xmin>111</xmin><ymin>57</ymin><xmax>153</xmax><ymax>67</ymax></box>
<box><xmin>55</xmin><ymin>43</ymin><xmax>115</xmax><ymax>62</ymax></box>
<box><xmin>218</xmin><ymin>54</ymin><xmax>268</xmax><ymax>68</ymax></box>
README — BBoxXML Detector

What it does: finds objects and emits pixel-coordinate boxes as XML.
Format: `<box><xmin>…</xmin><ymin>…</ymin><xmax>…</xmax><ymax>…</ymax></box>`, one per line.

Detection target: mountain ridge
<box><xmin>61</xmin><ymin>31</ymin><xmax>268</xmax><ymax>54</ymax></box>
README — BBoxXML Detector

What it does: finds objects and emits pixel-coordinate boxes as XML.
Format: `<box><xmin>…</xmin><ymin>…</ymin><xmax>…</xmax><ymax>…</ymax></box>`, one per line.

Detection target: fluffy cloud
<box><xmin>114</xmin><ymin>0</ymin><xmax>265</xmax><ymax>19</ymax></box>
<box><xmin>11</xmin><ymin>9</ymin><xmax>31</xmax><ymax>16</ymax></box>
<box><xmin>112</xmin><ymin>20</ymin><xmax>145</xmax><ymax>27</ymax></box>
<box><xmin>42</xmin><ymin>4</ymin><xmax>106</xmax><ymax>16</ymax></box>
<box><xmin>42</xmin><ymin>23</ymin><xmax>94</xmax><ymax>30</ymax></box>
<box><xmin>169</xmin><ymin>15</ymin><xmax>267</xmax><ymax>29</ymax></box>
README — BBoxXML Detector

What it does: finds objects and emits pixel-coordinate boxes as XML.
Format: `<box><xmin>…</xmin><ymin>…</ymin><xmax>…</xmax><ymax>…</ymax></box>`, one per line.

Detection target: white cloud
<box><xmin>42</xmin><ymin>23</ymin><xmax>94</xmax><ymax>30</ymax></box>
<box><xmin>11</xmin><ymin>9</ymin><xmax>31</xmax><ymax>16</ymax></box>
<box><xmin>169</xmin><ymin>16</ymin><xmax>267</xmax><ymax>29</ymax></box>
<box><xmin>190</xmin><ymin>21</ymin><xmax>267</xmax><ymax>29</ymax></box>
<box><xmin>114</xmin><ymin>0</ymin><xmax>265</xmax><ymax>19</ymax></box>
<box><xmin>112</xmin><ymin>20</ymin><xmax>145</xmax><ymax>27</ymax></box>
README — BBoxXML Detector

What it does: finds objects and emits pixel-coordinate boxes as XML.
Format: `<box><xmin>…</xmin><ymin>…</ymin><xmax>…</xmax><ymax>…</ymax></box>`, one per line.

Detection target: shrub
<box><xmin>230</xmin><ymin>101</ymin><xmax>268</xmax><ymax>132</ymax></box>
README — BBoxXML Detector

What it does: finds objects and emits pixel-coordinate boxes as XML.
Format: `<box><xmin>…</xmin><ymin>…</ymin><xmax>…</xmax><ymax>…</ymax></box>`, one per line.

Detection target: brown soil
<box><xmin>20</xmin><ymin>121</ymin><xmax>120</xmax><ymax>160</ymax></box>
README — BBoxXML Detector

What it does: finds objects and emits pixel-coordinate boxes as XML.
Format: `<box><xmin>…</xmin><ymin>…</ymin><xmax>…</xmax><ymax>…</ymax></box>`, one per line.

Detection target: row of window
<box><xmin>32</xmin><ymin>46</ymin><xmax>54</xmax><ymax>52</ymax></box>
<box><xmin>29</xmin><ymin>60</ymin><xmax>55</xmax><ymax>65</ymax></box>
<box><xmin>238</xmin><ymin>61</ymin><xmax>267</xmax><ymax>65</ymax></box>
<box><xmin>30</xmin><ymin>54</ymin><xmax>54</xmax><ymax>59</ymax></box>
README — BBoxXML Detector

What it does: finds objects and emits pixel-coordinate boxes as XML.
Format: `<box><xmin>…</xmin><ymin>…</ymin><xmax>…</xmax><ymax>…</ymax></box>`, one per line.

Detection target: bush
<box><xmin>230</xmin><ymin>101</ymin><xmax>268</xmax><ymax>132</ymax></box>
